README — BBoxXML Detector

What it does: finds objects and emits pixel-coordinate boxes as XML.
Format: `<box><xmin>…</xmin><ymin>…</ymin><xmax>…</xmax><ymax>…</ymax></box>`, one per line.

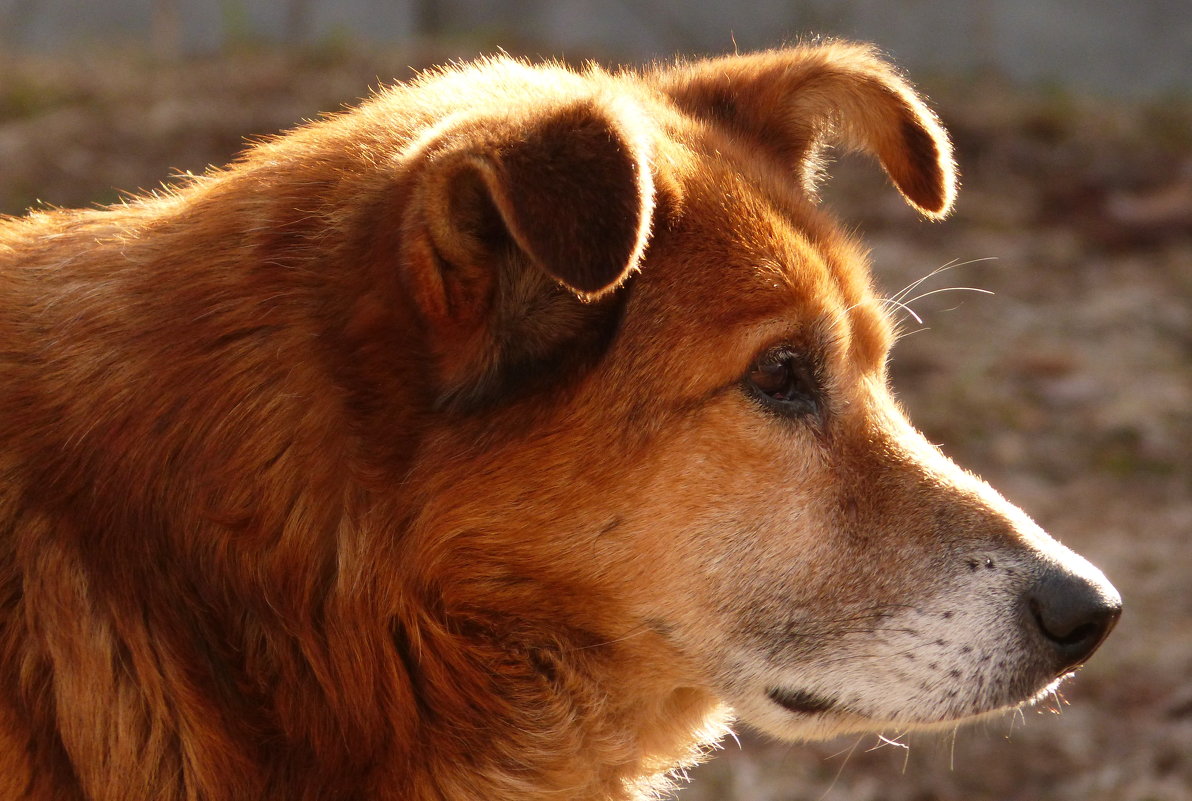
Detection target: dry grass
<box><xmin>1</xmin><ymin>44</ymin><xmax>1189</xmax><ymax>801</ymax></box>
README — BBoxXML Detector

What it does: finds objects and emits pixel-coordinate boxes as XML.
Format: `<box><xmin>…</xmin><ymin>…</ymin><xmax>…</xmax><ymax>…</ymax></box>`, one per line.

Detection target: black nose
<box><xmin>1026</xmin><ymin>567</ymin><xmax>1121</xmax><ymax>675</ymax></box>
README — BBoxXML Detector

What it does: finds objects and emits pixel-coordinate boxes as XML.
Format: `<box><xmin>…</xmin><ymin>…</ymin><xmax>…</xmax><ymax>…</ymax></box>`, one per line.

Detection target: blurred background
<box><xmin>2</xmin><ymin>2</ymin><xmax>1189</xmax><ymax>799</ymax></box>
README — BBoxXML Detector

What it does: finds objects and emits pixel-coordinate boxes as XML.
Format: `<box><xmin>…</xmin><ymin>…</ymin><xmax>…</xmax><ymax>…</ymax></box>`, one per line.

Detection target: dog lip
<box><xmin>767</xmin><ymin>686</ymin><xmax>838</xmax><ymax>715</ymax></box>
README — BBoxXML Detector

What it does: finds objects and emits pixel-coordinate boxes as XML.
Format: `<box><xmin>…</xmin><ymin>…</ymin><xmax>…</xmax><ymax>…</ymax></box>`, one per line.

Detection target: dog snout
<box><xmin>1024</xmin><ymin>565</ymin><xmax>1121</xmax><ymax>676</ymax></box>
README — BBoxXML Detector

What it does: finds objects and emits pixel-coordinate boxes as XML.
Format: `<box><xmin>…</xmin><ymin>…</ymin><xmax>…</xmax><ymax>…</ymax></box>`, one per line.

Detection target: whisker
<box><xmin>889</xmin><ymin>257</ymin><xmax>999</xmax><ymax>304</ymax></box>
<box><xmin>868</xmin><ymin>730</ymin><xmax>913</xmax><ymax>773</ymax></box>
<box><xmin>881</xmin><ymin>257</ymin><xmax>999</xmax><ymax>336</ymax></box>
<box><xmin>1010</xmin><ymin>705</ymin><xmax>1026</xmax><ymax>736</ymax></box>
<box><xmin>877</xmin><ymin>296</ymin><xmax>924</xmax><ymax>326</ymax></box>
<box><xmin>901</xmin><ymin>286</ymin><xmax>995</xmax><ymax>306</ymax></box>
<box><xmin>889</xmin><ymin>258</ymin><xmax>960</xmax><ymax>304</ymax></box>
<box><xmin>818</xmin><ymin>735</ymin><xmax>864</xmax><ymax>801</ymax></box>
<box><xmin>825</xmin><ymin>737</ymin><xmax>861</xmax><ymax>762</ymax></box>
<box><xmin>572</xmin><ymin>623</ymin><xmax>651</xmax><ymax>650</ymax></box>
<box><xmin>867</xmin><ymin>733</ymin><xmax>909</xmax><ymax>753</ymax></box>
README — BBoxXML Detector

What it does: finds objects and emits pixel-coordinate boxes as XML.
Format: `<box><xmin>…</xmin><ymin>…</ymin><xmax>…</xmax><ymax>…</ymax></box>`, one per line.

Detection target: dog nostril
<box><xmin>1026</xmin><ymin>569</ymin><xmax>1121</xmax><ymax>675</ymax></box>
<box><xmin>1030</xmin><ymin>599</ymin><xmax>1106</xmax><ymax>647</ymax></box>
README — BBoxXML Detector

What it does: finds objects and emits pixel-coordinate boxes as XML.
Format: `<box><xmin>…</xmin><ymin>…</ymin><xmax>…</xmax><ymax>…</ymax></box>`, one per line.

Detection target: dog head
<box><xmin>389</xmin><ymin>43</ymin><xmax>1119</xmax><ymax>744</ymax></box>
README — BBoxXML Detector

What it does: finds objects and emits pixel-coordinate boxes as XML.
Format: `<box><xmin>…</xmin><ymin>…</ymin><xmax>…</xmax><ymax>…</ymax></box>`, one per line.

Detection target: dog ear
<box><xmin>399</xmin><ymin>97</ymin><xmax>654</xmax><ymax>402</ymax></box>
<box><xmin>653</xmin><ymin>42</ymin><xmax>956</xmax><ymax>218</ymax></box>
<box><xmin>402</xmin><ymin>99</ymin><xmax>655</xmax><ymax>325</ymax></box>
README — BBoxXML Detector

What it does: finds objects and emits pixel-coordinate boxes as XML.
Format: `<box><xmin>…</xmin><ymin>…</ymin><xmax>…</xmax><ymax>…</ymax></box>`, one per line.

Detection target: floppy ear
<box><xmin>399</xmin><ymin>97</ymin><xmax>655</xmax><ymax>402</ymax></box>
<box><xmin>402</xmin><ymin>99</ymin><xmax>654</xmax><ymax>321</ymax></box>
<box><xmin>653</xmin><ymin>42</ymin><xmax>956</xmax><ymax>218</ymax></box>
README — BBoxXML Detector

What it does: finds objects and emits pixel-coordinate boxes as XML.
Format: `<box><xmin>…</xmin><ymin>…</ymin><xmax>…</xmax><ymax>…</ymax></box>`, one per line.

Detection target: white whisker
<box><xmin>889</xmin><ymin>257</ymin><xmax>999</xmax><ymax>304</ymax></box>
<box><xmin>901</xmin><ymin>286</ymin><xmax>995</xmax><ymax>306</ymax></box>
<box><xmin>889</xmin><ymin>259</ymin><xmax>960</xmax><ymax>304</ymax></box>
<box><xmin>867</xmin><ymin>732</ymin><xmax>909</xmax><ymax>753</ymax></box>
<box><xmin>878</xmin><ymin>296</ymin><xmax>924</xmax><ymax>325</ymax></box>
<box><xmin>882</xmin><ymin>257</ymin><xmax>998</xmax><ymax>337</ymax></box>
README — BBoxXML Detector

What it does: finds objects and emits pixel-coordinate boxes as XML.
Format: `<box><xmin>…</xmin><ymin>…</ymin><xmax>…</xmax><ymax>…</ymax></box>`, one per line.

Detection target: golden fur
<box><xmin>0</xmin><ymin>43</ymin><xmax>1117</xmax><ymax>800</ymax></box>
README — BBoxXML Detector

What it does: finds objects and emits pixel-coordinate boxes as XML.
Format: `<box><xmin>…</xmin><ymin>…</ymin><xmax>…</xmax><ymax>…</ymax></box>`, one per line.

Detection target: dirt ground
<box><xmin>2</xmin><ymin>45</ymin><xmax>1189</xmax><ymax>801</ymax></box>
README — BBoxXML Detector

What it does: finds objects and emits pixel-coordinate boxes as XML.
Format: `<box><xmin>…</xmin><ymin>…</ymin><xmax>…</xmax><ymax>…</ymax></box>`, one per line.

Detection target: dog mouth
<box><xmin>766</xmin><ymin>687</ymin><xmax>839</xmax><ymax>715</ymax></box>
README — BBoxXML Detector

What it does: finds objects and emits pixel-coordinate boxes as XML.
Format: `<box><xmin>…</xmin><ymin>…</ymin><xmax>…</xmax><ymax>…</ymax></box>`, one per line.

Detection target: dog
<box><xmin>0</xmin><ymin>42</ymin><xmax>1120</xmax><ymax>801</ymax></box>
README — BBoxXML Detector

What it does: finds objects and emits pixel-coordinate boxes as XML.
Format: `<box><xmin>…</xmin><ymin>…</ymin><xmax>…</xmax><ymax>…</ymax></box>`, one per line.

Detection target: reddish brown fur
<box><xmin>0</xmin><ymin>43</ymin><xmax>1108</xmax><ymax>801</ymax></box>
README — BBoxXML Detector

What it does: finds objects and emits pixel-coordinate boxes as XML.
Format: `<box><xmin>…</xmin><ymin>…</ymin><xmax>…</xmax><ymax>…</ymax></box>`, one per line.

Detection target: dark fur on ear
<box><xmin>399</xmin><ymin>97</ymin><xmax>655</xmax><ymax>403</ymax></box>
<box><xmin>652</xmin><ymin>42</ymin><xmax>956</xmax><ymax>218</ymax></box>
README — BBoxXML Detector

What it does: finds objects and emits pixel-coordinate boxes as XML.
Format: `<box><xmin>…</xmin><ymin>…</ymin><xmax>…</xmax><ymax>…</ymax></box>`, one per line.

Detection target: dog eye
<box><xmin>744</xmin><ymin>348</ymin><xmax>820</xmax><ymax>417</ymax></box>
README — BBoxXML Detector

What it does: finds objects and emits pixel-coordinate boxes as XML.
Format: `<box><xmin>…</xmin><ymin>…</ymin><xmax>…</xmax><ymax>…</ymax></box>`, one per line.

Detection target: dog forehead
<box><xmin>628</xmin><ymin>158</ymin><xmax>892</xmax><ymax>368</ymax></box>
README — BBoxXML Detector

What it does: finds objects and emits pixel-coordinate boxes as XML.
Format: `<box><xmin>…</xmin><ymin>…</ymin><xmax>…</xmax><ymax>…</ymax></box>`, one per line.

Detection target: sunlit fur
<box><xmin>0</xmin><ymin>43</ymin><xmax>1115</xmax><ymax>801</ymax></box>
